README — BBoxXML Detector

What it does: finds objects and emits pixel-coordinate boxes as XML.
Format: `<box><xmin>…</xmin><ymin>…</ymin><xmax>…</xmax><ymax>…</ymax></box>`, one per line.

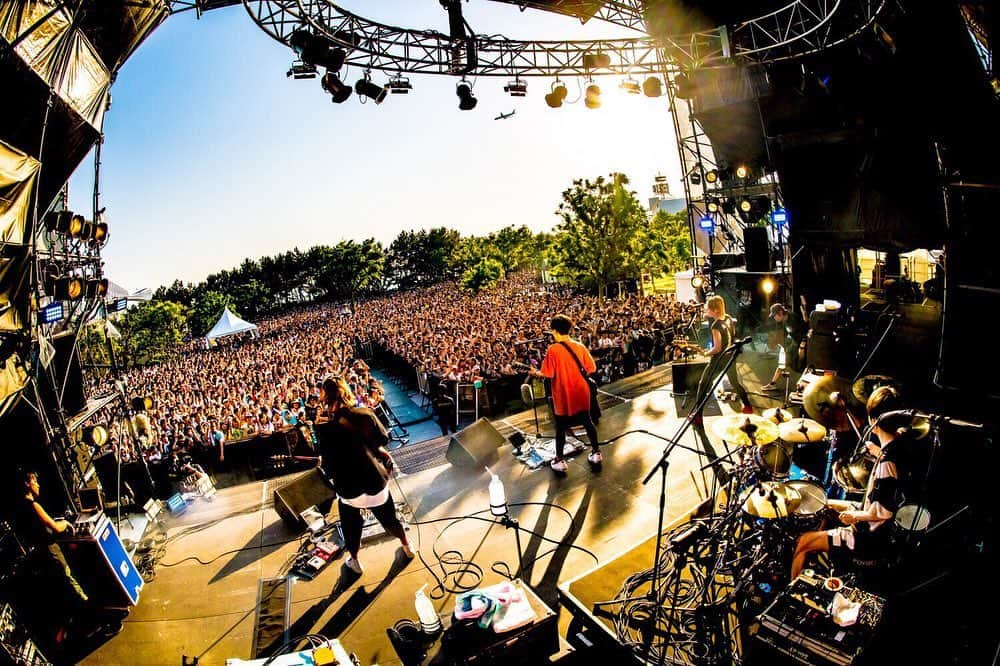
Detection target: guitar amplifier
<box><xmin>754</xmin><ymin>572</ymin><xmax>885</xmax><ymax>665</ymax></box>
<box><xmin>671</xmin><ymin>358</ymin><xmax>708</xmax><ymax>395</ymax></box>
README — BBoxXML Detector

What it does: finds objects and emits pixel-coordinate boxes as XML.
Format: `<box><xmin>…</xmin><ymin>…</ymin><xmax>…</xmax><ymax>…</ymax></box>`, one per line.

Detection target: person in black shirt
<box><xmin>14</xmin><ymin>469</ymin><xmax>88</xmax><ymax>606</ymax></box>
<box><xmin>431</xmin><ymin>385</ymin><xmax>457</xmax><ymax>437</ymax></box>
<box><xmin>761</xmin><ymin>303</ymin><xmax>805</xmax><ymax>392</ymax></box>
<box><xmin>314</xmin><ymin>376</ymin><xmax>414</xmax><ymax>575</ymax></box>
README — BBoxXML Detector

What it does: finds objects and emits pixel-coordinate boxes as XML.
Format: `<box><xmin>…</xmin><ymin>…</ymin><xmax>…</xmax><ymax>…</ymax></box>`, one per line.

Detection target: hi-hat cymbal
<box><xmin>762</xmin><ymin>407</ymin><xmax>795</xmax><ymax>425</ymax></box>
<box><xmin>852</xmin><ymin>374</ymin><xmax>899</xmax><ymax>405</ymax></box>
<box><xmin>803</xmin><ymin>375</ymin><xmax>865</xmax><ymax>432</ymax></box>
<box><xmin>779</xmin><ymin>418</ymin><xmax>827</xmax><ymax>443</ymax></box>
<box><xmin>712</xmin><ymin>414</ymin><xmax>779</xmax><ymax>446</ymax></box>
<box><xmin>740</xmin><ymin>481</ymin><xmax>802</xmax><ymax>519</ymax></box>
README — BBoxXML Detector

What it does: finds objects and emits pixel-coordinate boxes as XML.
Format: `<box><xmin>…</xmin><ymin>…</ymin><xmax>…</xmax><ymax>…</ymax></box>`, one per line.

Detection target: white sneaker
<box><xmin>345</xmin><ymin>555</ymin><xmax>363</xmax><ymax>574</ymax></box>
<box><xmin>588</xmin><ymin>451</ymin><xmax>603</xmax><ymax>466</ymax></box>
<box><xmin>550</xmin><ymin>458</ymin><xmax>568</xmax><ymax>474</ymax></box>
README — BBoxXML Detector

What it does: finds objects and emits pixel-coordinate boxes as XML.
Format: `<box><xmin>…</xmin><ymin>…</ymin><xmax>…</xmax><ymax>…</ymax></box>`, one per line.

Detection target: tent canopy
<box><xmin>205</xmin><ymin>307</ymin><xmax>257</xmax><ymax>341</ymax></box>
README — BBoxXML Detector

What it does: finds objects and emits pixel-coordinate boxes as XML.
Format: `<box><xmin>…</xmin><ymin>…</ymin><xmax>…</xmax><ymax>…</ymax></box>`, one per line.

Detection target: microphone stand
<box><xmin>593</xmin><ymin>338</ymin><xmax>752</xmax><ymax>666</ymax></box>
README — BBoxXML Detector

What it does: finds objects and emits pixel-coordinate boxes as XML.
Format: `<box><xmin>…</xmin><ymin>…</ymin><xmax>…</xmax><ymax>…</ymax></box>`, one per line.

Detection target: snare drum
<box><xmin>784</xmin><ymin>480</ymin><xmax>828</xmax><ymax>533</ymax></box>
<box><xmin>753</xmin><ymin>441</ymin><xmax>793</xmax><ymax>480</ymax></box>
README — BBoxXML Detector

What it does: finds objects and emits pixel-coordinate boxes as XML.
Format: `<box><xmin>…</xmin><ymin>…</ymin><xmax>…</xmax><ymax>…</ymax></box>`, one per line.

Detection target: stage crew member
<box><xmin>315</xmin><ymin>376</ymin><xmax>414</xmax><ymax>574</ymax></box>
<box><xmin>529</xmin><ymin>314</ymin><xmax>601</xmax><ymax>474</ymax></box>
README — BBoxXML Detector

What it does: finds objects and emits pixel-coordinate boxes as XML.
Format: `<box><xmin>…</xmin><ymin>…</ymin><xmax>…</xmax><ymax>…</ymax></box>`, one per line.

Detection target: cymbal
<box><xmin>785</xmin><ymin>481</ymin><xmax>828</xmax><ymax>515</ymax></box>
<box><xmin>740</xmin><ymin>482</ymin><xmax>802</xmax><ymax>519</ymax></box>
<box><xmin>762</xmin><ymin>407</ymin><xmax>795</xmax><ymax>425</ymax></box>
<box><xmin>852</xmin><ymin>374</ymin><xmax>899</xmax><ymax>405</ymax></box>
<box><xmin>711</xmin><ymin>414</ymin><xmax>780</xmax><ymax>446</ymax></box>
<box><xmin>803</xmin><ymin>375</ymin><xmax>864</xmax><ymax>432</ymax></box>
<box><xmin>779</xmin><ymin>418</ymin><xmax>827</xmax><ymax>443</ymax></box>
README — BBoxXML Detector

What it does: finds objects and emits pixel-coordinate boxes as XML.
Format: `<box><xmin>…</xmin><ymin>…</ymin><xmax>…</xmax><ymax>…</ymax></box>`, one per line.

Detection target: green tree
<box><xmin>550</xmin><ymin>173</ymin><xmax>648</xmax><ymax>296</ymax></box>
<box><xmin>643</xmin><ymin>209</ymin><xmax>692</xmax><ymax>275</ymax></box>
<box><xmin>189</xmin><ymin>290</ymin><xmax>236</xmax><ymax>338</ymax></box>
<box><xmin>460</xmin><ymin>256</ymin><xmax>505</xmax><ymax>293</ymax></box>
<box><xmin>386</xmin><ymin>227</ymin><xmax>461</xmax><ymax>290</ymax></box>
<box><xmin>118</xmin><ymin>300</ymin><xmax>189</xmax><ymax>366</ymax></box>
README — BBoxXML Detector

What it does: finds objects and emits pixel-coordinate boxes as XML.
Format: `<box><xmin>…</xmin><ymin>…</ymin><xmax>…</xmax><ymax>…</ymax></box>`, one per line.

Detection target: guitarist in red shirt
<box><xmin>529</xmin><ymin>315</ymin><xmax>601</xmax><ymax>474</ymax></box>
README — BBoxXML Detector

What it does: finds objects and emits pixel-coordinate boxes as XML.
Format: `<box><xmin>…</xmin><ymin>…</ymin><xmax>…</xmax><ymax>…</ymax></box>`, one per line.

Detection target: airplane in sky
<box><xmin>494</xmin><ymin>109</ymin><xmax>516</xmax><ymax>120</ymax></box>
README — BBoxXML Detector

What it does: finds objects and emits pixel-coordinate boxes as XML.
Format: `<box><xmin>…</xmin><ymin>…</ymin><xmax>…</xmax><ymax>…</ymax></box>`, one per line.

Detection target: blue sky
<box><xmin>68</xmin><ymin>2</ymin><xmax>681</xmax><ymax>291</ymax></box>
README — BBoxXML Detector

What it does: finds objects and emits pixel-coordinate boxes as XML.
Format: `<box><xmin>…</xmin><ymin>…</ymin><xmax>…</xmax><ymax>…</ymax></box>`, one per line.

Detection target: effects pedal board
<box><xmin>292</xmin><ymin>540</ymin><xmax>341</xmax><ymax>581</ymax></box>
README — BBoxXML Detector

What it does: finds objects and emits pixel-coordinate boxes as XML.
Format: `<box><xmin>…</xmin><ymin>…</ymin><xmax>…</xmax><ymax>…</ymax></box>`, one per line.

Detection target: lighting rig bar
<box><xmin>486</xmin><ymin>1</ymin><xmax>648</xmax><ymax>31</ymax></box>
<box><xmin>238</xmin><ymin>0</ymin><xmax>888</xmax><ymax>77</ymax></box>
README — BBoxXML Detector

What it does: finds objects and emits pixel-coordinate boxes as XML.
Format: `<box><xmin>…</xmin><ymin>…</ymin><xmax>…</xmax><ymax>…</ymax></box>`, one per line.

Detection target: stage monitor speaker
<box><xmin>446</xmin><ymin>418</ymin><xmax>505</xmax><ymax>468</ymax></box>
<box><xmin>37</xmin><ymin>331</ymin><xmax>87</xmax><ymax>416</ymax></box>
<box><xmin>273</xmin><ymin>469</ymin><xmax>335</xmax><ymax>528</ymax></box>
<box><xmin>671</xmin><ymin>360</ymin><xmax>709</xmax><ymax>395</ymax></box>
<box><xmin>743</xmin><ymin>227</ymin><xmax>771</xmax><ymax>272</ymax></box>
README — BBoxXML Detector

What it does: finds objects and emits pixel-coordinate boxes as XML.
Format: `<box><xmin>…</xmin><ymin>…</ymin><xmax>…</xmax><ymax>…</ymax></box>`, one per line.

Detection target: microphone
<box><xmin>520</xmin><ymin>384</ymin><xmax>535</xmax><ymax>405</ymax></box>
<box><xmin>725</xmin><ymin>336</ymin><xmax>753</xmax><ymax>353</ymax></box>
<box><xmin>514</xmin><ymin>337</ymin><xmax>547</xmax><ymax>346</ymax></box>
<box><xmin>878</xmin><ymin>409</ymin><xmax>985</xmax><ymax>431</ymax></box>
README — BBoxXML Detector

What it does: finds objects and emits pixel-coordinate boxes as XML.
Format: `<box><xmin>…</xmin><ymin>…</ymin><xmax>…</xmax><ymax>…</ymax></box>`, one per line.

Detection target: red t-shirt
<box><xmin>540</xmin><ymin>340</ymin><xmax>597</xmax><ymax>416</ymax></box>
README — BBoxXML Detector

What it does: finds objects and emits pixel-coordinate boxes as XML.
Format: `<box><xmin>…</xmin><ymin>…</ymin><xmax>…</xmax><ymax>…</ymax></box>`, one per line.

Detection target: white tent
<box><xmin>204</xmin><ymin>307</ymin><xmax>258</xmax><ymax>342</ymax></box>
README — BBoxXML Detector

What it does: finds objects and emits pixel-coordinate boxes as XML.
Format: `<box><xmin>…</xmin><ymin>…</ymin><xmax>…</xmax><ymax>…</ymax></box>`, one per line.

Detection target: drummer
<box><xmin>790</xmin><ymin>386</ymin><xmax>915</xmax><ymax>579</ymax></box>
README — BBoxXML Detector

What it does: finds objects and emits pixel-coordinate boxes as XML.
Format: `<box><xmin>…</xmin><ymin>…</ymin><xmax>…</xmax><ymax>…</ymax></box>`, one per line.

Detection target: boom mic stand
<box><xmin>594</xmin><ymin>338</ymin><xmax>753</xmax><ymax>665</ymax></box>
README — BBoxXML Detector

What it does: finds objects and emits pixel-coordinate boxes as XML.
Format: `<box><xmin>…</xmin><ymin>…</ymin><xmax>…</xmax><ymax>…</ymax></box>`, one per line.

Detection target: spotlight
<box><xmin>761</xmin><ymin>277</ymin><xmax>777</xmax><ymax>295</ymax></box>
<box><xmin>388</xmin><ymin>75</ymin><xmax>412</xmax><ymax>94</ymax></box>
<box><xmin>544</xmin><ymin>80</ymin><xmax>567</xmax><ymax>108</ymax></box>
<box><xmin>620</xmin><ymin>78</ymin><xmax>641</xmax><ymax>95</ymax></box>
<box><xmin>92</xmin><ymin>221</ymin><xmax>109</xmax><ymax>245</ymax></box>
<box><xmin>698</xmin><ymin>214</ymin><xmax>715</xmax><ymax>232</ymax></box>
<box><xmin>355</xmin><ymin>76</ymin><xmax>388</xmax><ymax>104</ymax></box>
<box><xmin>642</xmin><ymin>76</ymin><xmax>663</xmax><ymax>98</ymax></box>
<box><xmin>44</xmin><ymin>210</ymin><xmax>72</xmax><ymax>233</ymax></box>
<box><xmin>751</xmin><ymin>196</ymin><xmax>772</xmax><ymax>219</ymax></box>
<box><xmin>691</xmin><ymin>274</ymin><xmax>705</xmax><ymax>289</ymax></box>
<box><xmin>673</xmin><ymin>73</ymin><xmax>695</xmax><ymax>99</ymax></box>
<box><xmin>736</xmin><ymin>165</ymin><xmax>749</xmax><ymax>179</ymax></box>
<box><xmin>86</xmin><ymin>278</ymin><xmax>108</xmax><ymax>299</ymax></box>
<box><xmin>583</xmin><ymin>53</ymin><xmax>611</xmax><ymax>70</ymax></box>
<box><xmin>585</xmin><ymin>83</ymin><xmax>602</xmax><ymax>109</ymax></box>
<box><xmin>771</xmin><ymin>207</ymin><xmax>789</xmax><ymax>226</ymax></box>
<box><xmin>289</xmin><ymin>30</ymin><xmax>346</xmax><ymax>72</ymax></box>
<box><xmin>456</xmin><ymin>80</ymin><xmax>477</xmax><ymax>110</ymax></box>
<box><xmin>49</xmin><ymin>275</ymin><xmax>84</xmax><ymax>301</ymax></box>
<box><xmin>321</xmin><ymin>71</ymin><xmax>352</xmax><ymax>103</ymax></box>
<box><xmin>286</xmin><ymin>60</ymin><xmax>317</xmax><ymax>79</ymax></box>
<box><xmin>722</xmin><ymin>198</ymin><xmax>738</xmax><ymax>215</ymax></box>
<box><xmin>704</xmin><ymin>169</ymin><xmax>719</xmax><ymax>184</ymax></box>
<box><xmin>504</xmin><ymin>78</ymin><xmax>527</xmax><ymax>97</ymax></box>
<box><xmin>82</xmin><ymin>424</ymin><xmax>108</xmax><ymax>447</ymax></box>
<box><xmin>739</xmin><ymin>198</ymin><xmax>753</xmax><ymax>213</ymax></box>
<box><xmin>706</xmin><ymin>198</ymin><xmax>720</xmax><ymax>213</ymax></box>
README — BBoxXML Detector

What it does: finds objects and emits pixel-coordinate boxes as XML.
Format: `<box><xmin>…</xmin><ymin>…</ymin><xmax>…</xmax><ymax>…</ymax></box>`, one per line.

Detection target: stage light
<box><xmin>44</xmin><ymin>210</ymin><xmax>71</xmax><ymax>233</ymax></box>
<box><xmin>321</xmin><ymin>71</ymin><xmax>352</xmax><ymax>103</ymax></box>
<box><xmin>689</xmin><ymin>171</ymin><xmax>701</xmax><ymax>186</ymax></box>
<box><xmin>771</xmin><ymin>207</ymin><xmax>789</xmax><ymax>226</ymax></box>
<box><xmin>739</xmin><ymin>198</ymin><xmax>753</xmax><ymax>213</ymax></box>
<box><xmin>643</xmin><ymin>76</ymin><xmax>663</xmax><ymax>97</ymax></box>
<box><xmin>82</xmin><ymin>424</ymin><xmax>108</xmax><ymax>447</ymax></box>
<box><xmin>583</xmin><ymin>53</ymin><xmax>611</xmax><ymax>70</ymax></box>
<box><xmin>691</xmin><ymin>274</ymin><xmax>705</xmax><ymax>289</ymax></box>
<box><xmin>620</xmin><ymin>78</ymin><xmax>641</xmax><ymax>95</ymax></box>
<box><xmin>722</xmin><ymin>198</ymin><xmax>737</xmax><ymax>215</ymax></box>
<box><xmin>704</xmin><ymin>169</ymin><xmax>718</xmax><ymax>184</ymax></box>
<box><xmin>761</xmin><ymin>277</ymin><xmax>777</xmax><ymax>295</ymax></box>
<box><xmin>706</xmin><ymin>198</ymin><xmax>720</xmax><ymax>213</ymax></box>
<box><xmin>49</xmin><ymin>275</ymin><xmax>84</xmax><ymax>301</ymax></box>
<box><xmin>92</xmin><ymin>221</ymin><xmax>109</xmax><ymax>245</ymax></box>
<box><xmin>673</xmin><ymin>73</ymin><xmax>695</xmax><ymax>99</ymax></box>
<box><xmin>736</xmin><ymin>165</ymin><xmax>749</xmax><ymax>179</ymax></box>
<box><xmin>585</xmin><ymin>83</ymin><xmax>602</xmax><ymax>109</ymax></box>
<box><xmin>504</xmin><ymin>78</ymin><xmax>527</xmax><ymax>97</ymax></box>
<box><xmin>286</xmin><ymin>60</ymin><xmax>317</xmax><ymax>79</ymax></box>
<box><xmin>355</xmin><ymin>76</ymin><xmax>387</xmax><ymax>104</ymax></box>
<box><xmin>699</xmin><ymin>214</ymin><xmax>715</xmax><ymax>232</ymax></box>
<box><xmin>388</xmin><ymin>76</ymin><xmax>412</xmax><ymax>94</ymax></box>
<box><xmin>289</xmin><ymin>30</ymin><xmax>346</xmax><ymax>72</ymax></box>
<box><xmin>544</xmin><ymin>80</ymin><xmax>567</xmax><ymax>108</ymax></box>
<box><xmin>86</xmin><ymin>278</ymin><xmax>108</xmax><ymax>299</ymax></box>
<box><xmin>457</xmin><ymin>80</ymin><xmax>477</xmax><ymax>110</ymax></box>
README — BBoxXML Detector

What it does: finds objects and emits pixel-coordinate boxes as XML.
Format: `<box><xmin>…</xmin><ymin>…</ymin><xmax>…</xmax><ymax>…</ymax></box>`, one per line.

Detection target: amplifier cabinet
<box><xmin>62</xmin><ymin>513</ymin><xmax>143</xmax><ymax>608</ymax></box>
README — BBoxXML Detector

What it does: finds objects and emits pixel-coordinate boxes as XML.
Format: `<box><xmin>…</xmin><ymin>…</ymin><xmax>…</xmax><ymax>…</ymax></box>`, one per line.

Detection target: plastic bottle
<box><xmin>415</xmin><ymin>585</ymin><xmax>441</xmax><ymax>634</ymax></box>
<box><xmin>487</xmin><ymin>468</ymin><xmax>507</xmax><ymax>516</ymax></box>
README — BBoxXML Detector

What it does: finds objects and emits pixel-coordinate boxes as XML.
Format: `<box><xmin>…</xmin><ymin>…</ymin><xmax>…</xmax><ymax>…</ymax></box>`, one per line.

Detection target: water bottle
<box><xmin>415</xmin><ymin>585</ymin><xmax>441</xmax><ymax>634</ymax></box>
<box><xmin>487</xmin><ymin>468</ymin><xmax>507</xmax><ymax>516</ymax></box>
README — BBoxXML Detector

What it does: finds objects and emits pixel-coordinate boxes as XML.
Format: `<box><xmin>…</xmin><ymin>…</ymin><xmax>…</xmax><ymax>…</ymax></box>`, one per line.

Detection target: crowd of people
<box><xmin>91</xmin><ymin>271</ymin><xmax>700</xmax><ymax>468</ymax></box>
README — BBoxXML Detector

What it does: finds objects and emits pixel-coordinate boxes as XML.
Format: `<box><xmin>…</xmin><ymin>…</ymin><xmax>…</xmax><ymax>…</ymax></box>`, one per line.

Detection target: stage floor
<box><xmin>80</xmin><ymin>355</ymin><xmax>789</xmax><ymax>665</ymax></box>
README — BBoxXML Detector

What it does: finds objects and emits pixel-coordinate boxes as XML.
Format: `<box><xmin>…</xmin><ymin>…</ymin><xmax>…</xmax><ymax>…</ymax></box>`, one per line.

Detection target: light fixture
<box><xmin>44</xmin><ymin>211</ymin><xmax>72</xmax><ymax>233</ymax></box>
<box><xmin>673</xmin><ymin>73</ymin><xmax>695</xmax><ymax>99</ymax></box>
<box><xmin>544</xmin><ymin>80</ymin><xmax>567</xmax><ymax>108</ymax></box>
<box><xmin>289</xmin><ymin>30</ymin><xmax>346</xmax><ymax>72</ymax></box>
<box><xmin>761</xmin><ymin>277</ymin><xmax>777</xmax><ymax>295</ymax></box>
<box><xmin>355</xmin><ymin>75</ymin><xmax>388</xmax><ymax>104</ymax></box>
<box><xmin>688</xmin><ymin>170</ymin><xmax>702</xmax><ymax>186</ymax></box>
<box><xmin>643</xmin><ymin>76</ymin><xmax>663</xmax><ymax>98</ymax></box>
<box><xmin>583</xmin><ymin>53</ymin><xmax>611</xmax><ymax>70</ymax></box>
<box><xmin>691</xmin><ymin>274</ymin><xmax>705</xmax><ymax>289</ymax></box>
<box><xmin>92</xmin><ymin>221</ymin><xmax>109</xmax><ymax>245</ymax></box>
<box><xmin>698</xmin><ymin>214</ymin><xmax>715</xmax><ymax>232</ymax></box>
<box><xmin>456</xmin><ymin>80</ymin><xmax>477</xmax><ymax>110</ymax></box>
<box><xmin>736</xmin><ymin>165</ymin><xmax>750</xmax><ymax>179</ymax></box>
<box><xmin>321</xmin><ymin>71</ymin><xmax>352</xmax><ymax>103</ymax></box>
<box><xmin>704</xmin><ymin>169</ymin><xmax>719</xmax><ymax>184</ymax></box>
<box><xmin>585</xmin><ymin>83</ymin><xmax>601</xmax><ymax>109</ymax></box>
<box><xmin>706</xmin><ymin>198</ymin><xmax>720</xmax><ymax>213</ymax></box>
<box><xmin>286</xmin><ymin>60</ymin><xmax>317</xmax><ymax>79</ymax></box>
<box><xmin>82</xmin><ymin>424</ymin><xmax>108</xmax><ymax>447</ymax></box>
<box><xmin>504</xmin><ymin>78</ymin><xmax>527</xmax><ymax>97</ymax></box>
<box><xmin>86</xmin><ymin>278</ymin><xmax>108</xmax><ymax>299</ymax></box>
<box><xmin>722</xmin><ymin>198</ymin><xmax>738</xmax><ymax>215</ymax></box>
<box><xmin>48</xmin><ymin>275</ymin><xmax>84</xmax><ymax>301</ymax></box>
<box><xmin>739</xmin><ymin>198</ymin><xmax>753</xmax><ymax>213</ymax></box>
<box><xmin>388</xmin><ymin>75</ymin><xmax>412</xmax><ymax>94</ymax></box>
<box><xmin>771</xmin><ymin>207</ymin><xmax>789</xmax><ymax>226</ymax></box>
<box><xmin>620</xmin><ymin>78</ymin><xmax>641</xmax><ymax>94</ymax></box>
